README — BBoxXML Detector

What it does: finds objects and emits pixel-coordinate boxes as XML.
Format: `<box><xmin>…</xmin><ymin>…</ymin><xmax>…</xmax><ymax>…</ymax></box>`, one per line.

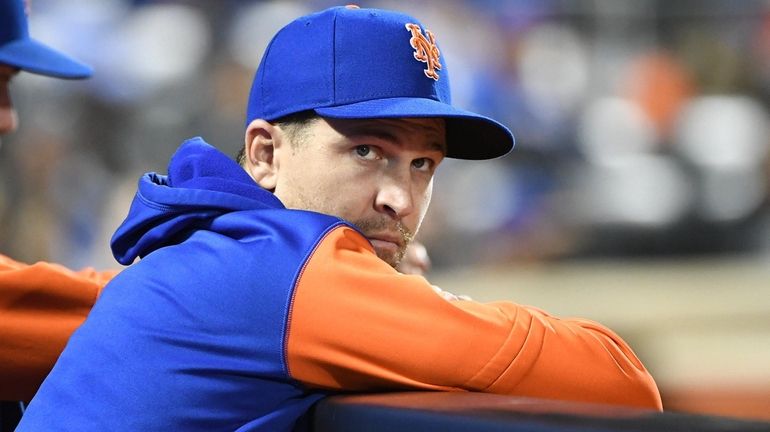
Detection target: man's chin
<box><xmin>374</xmin><ymin>248</ymin><xmax>404</xmax><ymax>269</ymax></box>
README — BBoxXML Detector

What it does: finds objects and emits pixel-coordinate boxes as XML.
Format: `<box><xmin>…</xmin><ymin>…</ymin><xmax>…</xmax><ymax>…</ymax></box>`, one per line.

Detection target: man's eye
<box><xmin>355</xmin><ymin>145</ymin><xmax>375</xmax><ymax>159</ymax></box>
<box><xmin>412</xmin><ymin>158</ymin><xmax>431</xmax><ymax>171</ymax></box>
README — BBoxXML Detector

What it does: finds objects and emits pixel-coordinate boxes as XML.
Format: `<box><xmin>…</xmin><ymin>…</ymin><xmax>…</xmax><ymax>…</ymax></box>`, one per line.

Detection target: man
<box><xmin>0</xmin><ymin>0</ymin><xmax>92</xmax><ymax>133</ymax></box>
<box><xmin>18</xmin><ymin>6</ymin><xmax>662</xmax><ymax>431</ymax></box>
<box><xmin>0</xmin><ymin>0</ymin><xmax>121</xmax><ymax>403</ymax></box>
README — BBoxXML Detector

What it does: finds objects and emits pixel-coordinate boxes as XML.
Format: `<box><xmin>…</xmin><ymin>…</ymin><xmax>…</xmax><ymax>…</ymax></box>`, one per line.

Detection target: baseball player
<box><xmin>0</xmin><ymin>0</ymin><xmax>121</xmax><ymax>404</ymax></box>
<box><xmin>18</xmin><ymin>6</ymin><xmax>661</xmax><ymax>431</ymax></box>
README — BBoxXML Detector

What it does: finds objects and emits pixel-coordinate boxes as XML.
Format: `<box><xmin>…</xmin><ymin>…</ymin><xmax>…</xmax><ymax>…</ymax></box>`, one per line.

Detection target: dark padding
<box><xmin>312</xmin><ymin>392</ymin><xmax>770</xmax><ymax>432</ymax></box>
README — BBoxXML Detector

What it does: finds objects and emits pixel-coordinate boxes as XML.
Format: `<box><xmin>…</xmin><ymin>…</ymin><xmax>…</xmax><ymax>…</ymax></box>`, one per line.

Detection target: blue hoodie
<box><xmin>18</xmin><ymin>138</ymin><xmax>345</xmax><ymax>431</ymax></box>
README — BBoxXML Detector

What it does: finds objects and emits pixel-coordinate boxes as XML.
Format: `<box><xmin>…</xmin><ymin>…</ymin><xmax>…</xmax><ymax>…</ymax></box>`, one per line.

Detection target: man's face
<box><xmin>0</xmin><ymin>65</ymin><xmax>19</xmax><ymax>135</ymax></box>
<box><xmin>274</xmin><ymin>117</ymin><xmax>446</xmax><ymax>267</ymax></box>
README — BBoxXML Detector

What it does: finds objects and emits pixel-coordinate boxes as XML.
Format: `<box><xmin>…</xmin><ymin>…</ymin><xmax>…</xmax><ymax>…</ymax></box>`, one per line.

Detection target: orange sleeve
<box><xmin>0</xmin><ymin>254</ymin><xmax>118</xmax><ymax>400</ymax></box>
<box><xmin>286</xmin><ymin>227</ymin><xmax>662</xmax><ymax>410</ymax></box>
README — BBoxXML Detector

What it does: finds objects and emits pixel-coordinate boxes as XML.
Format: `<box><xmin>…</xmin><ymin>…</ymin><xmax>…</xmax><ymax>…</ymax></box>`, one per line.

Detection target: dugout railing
<box><xmin>311</xmin><ymin>392</ymin><xmax>770</xmax><ymax>432</ymax></box>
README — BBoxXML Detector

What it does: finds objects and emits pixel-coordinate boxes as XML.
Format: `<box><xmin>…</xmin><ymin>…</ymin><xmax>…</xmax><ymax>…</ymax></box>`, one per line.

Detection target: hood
<box><xmin>111</xmin><ymin>137</ymin><xmax>284</xmax><ymax>265</ymax></box>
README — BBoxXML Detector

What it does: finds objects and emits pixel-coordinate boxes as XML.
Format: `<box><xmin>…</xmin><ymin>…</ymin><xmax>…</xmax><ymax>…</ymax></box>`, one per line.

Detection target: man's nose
<box><xmin>0</xmin><ymin>83</ymin><xmax>18</xmax><ymax>134</ymax></box>
<box><xmin>374</xmin><ymin>173</ymin><xmax>415</xmax><ymax>220</ymax></box>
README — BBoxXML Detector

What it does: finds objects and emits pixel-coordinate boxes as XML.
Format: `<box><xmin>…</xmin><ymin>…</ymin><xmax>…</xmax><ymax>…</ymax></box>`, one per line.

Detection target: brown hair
<box><xmin>236</xmin><ymin>110</ymin><xmax>319</xmax><ymax>165</ymax></box>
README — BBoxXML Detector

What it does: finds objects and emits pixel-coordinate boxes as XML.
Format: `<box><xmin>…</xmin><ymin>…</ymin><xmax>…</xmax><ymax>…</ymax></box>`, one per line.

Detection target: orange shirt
<box><xmin>0</xmin><ymin>254</ymin><xmax>118</xmax><ymax>401</ymax></box>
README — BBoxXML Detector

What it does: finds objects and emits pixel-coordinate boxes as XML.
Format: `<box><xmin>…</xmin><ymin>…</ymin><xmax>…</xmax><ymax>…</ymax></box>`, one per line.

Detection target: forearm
<box><xmin>477</xmin><ymin>303</ymin><xmax>662</xmax><ymax>409</ymax></box>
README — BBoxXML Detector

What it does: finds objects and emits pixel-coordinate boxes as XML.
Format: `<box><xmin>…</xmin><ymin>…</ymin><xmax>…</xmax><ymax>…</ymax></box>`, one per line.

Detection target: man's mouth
<box><xmin>367</xmin><ymin>234</ymin><xmax>404</xmax><ymax>253</ymax></box>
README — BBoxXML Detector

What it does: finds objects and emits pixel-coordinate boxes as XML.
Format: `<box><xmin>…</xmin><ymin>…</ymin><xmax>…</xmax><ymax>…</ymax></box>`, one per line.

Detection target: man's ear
<box><xmin>243</xmin><ymin>119</ymin><xmax>281</xmax><ymax>190</ymax></box>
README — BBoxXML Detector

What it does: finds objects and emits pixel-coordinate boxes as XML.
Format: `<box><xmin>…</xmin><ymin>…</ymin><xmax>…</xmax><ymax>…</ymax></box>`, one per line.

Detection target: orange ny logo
<box><xmin>405</xmin><ymin>23</ymin><xmax>442</xmax><ymax>81</ymax></box>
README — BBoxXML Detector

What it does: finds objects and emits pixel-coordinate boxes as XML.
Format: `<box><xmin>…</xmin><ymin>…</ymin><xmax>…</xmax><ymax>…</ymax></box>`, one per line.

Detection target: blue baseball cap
<box><xmin>246</xmin><ymin>5</ymin><xmax>514</xmax><ymax>160</ymax></box>
<box><xmin>0</xmin><ymin>0</ymin><xmax>92</xmax><ymax>79</ymax></box>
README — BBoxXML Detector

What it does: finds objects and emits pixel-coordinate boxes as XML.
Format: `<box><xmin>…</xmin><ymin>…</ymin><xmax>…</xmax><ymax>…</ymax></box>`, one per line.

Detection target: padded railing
<box><xmin>312</xmin><ymin>392</ymin><xmax>770</xmax><ymax>432</ymax></box>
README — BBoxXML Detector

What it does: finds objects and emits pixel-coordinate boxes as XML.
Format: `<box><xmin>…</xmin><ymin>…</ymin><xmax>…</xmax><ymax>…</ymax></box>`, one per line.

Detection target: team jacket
<box><xmin>18</xmin><ymin>138</ymin><xmax>662</xmax><ymax>431</ymax></box>
<box><xmin>0</xmin><ymin>255</ymin><xmax>116</xmax><ymax>401</ymax></box>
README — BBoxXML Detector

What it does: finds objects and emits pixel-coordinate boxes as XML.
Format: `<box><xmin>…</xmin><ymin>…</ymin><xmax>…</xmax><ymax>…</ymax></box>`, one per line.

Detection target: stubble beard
<box><xmin>285</xmin><ymin>185</ymin><xmax>414</xmax><ymax>268</ymax></box>
<box><xmin>351</xmin><ymin>217</ymin><xmax>414</xmax><ymax>268</ymax></box>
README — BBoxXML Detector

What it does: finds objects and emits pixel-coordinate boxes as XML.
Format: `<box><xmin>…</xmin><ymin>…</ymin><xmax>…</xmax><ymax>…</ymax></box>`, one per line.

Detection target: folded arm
<box><xmin>285</xmin><ymin>227</ymin><xmax>662</xmax><ymax>410</ymax></box>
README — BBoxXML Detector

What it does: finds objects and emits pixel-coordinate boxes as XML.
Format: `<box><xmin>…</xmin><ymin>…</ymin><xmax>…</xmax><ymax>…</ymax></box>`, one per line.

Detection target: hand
<box><xmin>397</xmin><ymin>241</ymin><xmax>431</xmax><ymax>276</ymax></box>
<box><xmin>431</xmin><ymin>285</ymin><xmax>472</xmax><ymax>302</ymax></box>
<box><xmin>398</xmin><ymin>242</ymin><xmax>472</xmax><ymax>301</ymax></box>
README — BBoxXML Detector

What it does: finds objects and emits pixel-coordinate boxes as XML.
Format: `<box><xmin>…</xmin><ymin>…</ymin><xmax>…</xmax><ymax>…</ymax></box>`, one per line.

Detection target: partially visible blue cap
<box><xmin>246</xmin><ymin>5</ymin><xmax>514</xmax><ymax>160</ymax></box>
<box><xmin>0</xmin><ymin>0</ymin><xmax>92</xmax><ymax>79</ymax></box>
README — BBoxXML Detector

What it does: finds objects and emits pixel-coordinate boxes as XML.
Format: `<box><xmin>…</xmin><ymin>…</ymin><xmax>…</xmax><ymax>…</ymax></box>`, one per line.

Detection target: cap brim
<box><xmin>315</xmin><ymin>97</ymin><xmax>514</xmax><ymax>160</ymax></box>
<box><xmin>0</xmin><ymin>38</ymin><xmax>92</xmax><ymax>79</ymax></box>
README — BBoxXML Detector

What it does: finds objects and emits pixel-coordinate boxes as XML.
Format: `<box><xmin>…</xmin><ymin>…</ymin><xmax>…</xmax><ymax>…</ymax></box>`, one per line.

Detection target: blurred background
<box><xmin>1</xmin><ymin>0</ymin><xmax>769</xmax><ymax>421</ymax></box>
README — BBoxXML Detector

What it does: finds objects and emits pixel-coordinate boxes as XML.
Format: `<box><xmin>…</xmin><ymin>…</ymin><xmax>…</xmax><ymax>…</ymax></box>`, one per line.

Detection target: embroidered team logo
<box><xmin>405</xmin><ymin>23</ymin><xmax>442</xmax><ymax>81</ymax></box>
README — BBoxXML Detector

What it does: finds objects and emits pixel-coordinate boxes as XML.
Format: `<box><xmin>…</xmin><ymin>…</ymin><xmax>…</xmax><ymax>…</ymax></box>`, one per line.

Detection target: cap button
<box><xmin>345</xmin><ymin>4</ymin><xmax>360</xmax><ymax>9</ymax></box>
